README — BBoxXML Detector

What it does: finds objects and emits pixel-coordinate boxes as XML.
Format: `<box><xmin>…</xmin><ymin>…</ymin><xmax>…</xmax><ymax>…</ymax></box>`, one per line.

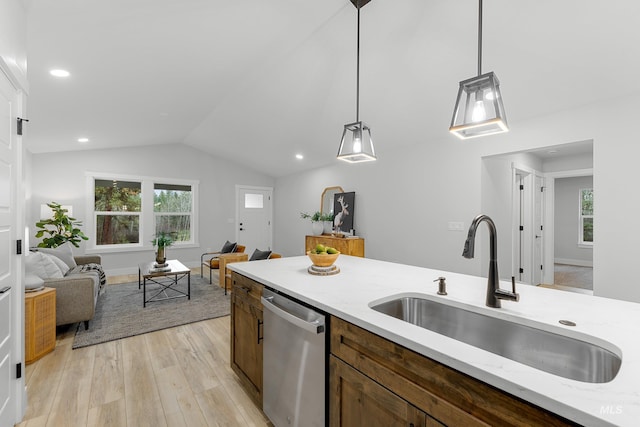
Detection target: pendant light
<box><xmin>450</xmin><ymin>0</ymin><xmax>508</xmax><ymax>139</ymax></box>
<box><xmin>337</xmin><ymin>0</ymin><xmax>376</xmax><ymax>163</ymax></box>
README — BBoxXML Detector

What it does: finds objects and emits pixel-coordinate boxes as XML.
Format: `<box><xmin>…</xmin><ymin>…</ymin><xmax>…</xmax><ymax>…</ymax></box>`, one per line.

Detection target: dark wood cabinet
<box><xmin>330</xmin><ymin>316</ymin><xmax>578</xmax><ymax>427</ymax></box>
<box><xmin>230</xmin><ymin>272</ymin><xmax>264</xmax><ymax>406</ymax></box>
<box><xmin>331</xmin><ymin>355</ymin><xmax>444</xmax><ymax>427</ymax></box>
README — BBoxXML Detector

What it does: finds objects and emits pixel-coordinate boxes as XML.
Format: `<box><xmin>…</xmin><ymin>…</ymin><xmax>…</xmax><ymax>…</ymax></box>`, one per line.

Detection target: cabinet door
<box><xmin>330</xmin><ymin>355</ymin><xmax>430</xmax><ymax>427</ymax></box>
<box><xmin>231</xmin><ymin>291</ymin><xmax>263</xmax><ymax>405</ymax></box>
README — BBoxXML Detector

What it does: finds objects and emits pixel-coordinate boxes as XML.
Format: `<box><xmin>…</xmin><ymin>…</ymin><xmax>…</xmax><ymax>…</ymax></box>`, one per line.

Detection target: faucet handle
<box><xmin>495</xmin><ymin>276</ymin><xmax>520</xmax><ymax>302</ymax></box>
<box><xmin>433</xmin><ymin>277</ymin><xmax>447</xmax><ymax>295</ymax></box>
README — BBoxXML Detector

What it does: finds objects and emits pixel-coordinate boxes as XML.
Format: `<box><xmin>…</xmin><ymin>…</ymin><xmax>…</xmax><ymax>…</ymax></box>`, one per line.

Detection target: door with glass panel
<box><xmin>236</xmin><ymin>186</ymin><xmax>273</xmax><ymax>256</ymax></box>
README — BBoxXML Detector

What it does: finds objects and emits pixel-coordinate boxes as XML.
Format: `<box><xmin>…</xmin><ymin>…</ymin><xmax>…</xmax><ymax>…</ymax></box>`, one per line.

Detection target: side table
<box><xmin>25</xmin><ymin>287</ymin><xmax>56</xmax><ymax>364</ymax></box>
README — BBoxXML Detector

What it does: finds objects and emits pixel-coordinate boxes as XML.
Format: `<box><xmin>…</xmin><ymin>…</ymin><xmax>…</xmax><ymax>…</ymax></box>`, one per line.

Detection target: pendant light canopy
<box><xmin>337</xmin><ymin>0</ymin><xmax>376</xmax><ymax>163</ymax></box>
<box><xmin>450</xmin><ymin>0</ymin><xmax>508</xmax><ymax>139</ymax></box>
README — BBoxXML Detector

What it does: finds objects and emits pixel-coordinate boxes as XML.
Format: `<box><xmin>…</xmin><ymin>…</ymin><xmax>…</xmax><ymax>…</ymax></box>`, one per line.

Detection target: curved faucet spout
<box><xmin>462</xmin><ymin>214</ymin><xmax>518</xmax><ymax>308</ymax></box>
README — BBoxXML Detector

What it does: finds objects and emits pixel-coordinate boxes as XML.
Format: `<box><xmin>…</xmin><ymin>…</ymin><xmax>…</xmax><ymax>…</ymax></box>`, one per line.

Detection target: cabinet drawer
<box><xmin>231</xmin><ymin>272</ymin><xmax>263</xmax><ymax>303</ymax></box>
<box><xmin>330</xmin><ymin>316</ymin><xmax>577</xmax><ymax>427</ymax></box>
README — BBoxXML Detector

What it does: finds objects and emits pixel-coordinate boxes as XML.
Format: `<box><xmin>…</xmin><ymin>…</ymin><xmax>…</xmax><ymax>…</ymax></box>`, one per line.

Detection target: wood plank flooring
<box><xmin>17</xmin><ymin>270</ymin><xmax>270</xmax><ymax>427</ymax></box>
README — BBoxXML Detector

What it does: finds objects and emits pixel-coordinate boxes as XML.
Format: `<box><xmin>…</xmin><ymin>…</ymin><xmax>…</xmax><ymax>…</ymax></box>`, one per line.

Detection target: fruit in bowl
<box><xmin>307</xmin><ymin>244</ymin><xmax>340</xmax><ymax>267</ymax></box>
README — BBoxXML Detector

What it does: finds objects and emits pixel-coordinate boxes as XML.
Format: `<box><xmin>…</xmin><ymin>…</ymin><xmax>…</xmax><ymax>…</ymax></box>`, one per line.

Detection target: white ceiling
<box><xmin>24</xmin><ymin>0</ymin><xmax>640</xmax><ymax>177</ymax></box>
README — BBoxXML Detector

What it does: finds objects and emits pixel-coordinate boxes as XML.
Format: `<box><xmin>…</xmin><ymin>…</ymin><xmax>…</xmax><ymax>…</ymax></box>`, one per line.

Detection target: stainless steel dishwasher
<box><xmin>261</xmin><ymin>288</ymin><xmax>326</xmax><ymax>427</ymax></box>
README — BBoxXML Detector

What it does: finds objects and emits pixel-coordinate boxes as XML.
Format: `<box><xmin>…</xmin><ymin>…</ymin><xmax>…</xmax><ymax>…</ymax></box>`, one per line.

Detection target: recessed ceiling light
<box><xmin>295</xmin><ymin>154</ymin><xmax>304</xmax><ymax>160</ymax></box>
<box><xmin>77</xmin><ymin>137</ymin><xmax>89</xmax><ymax>143</ymax></box>
<box><xmin>50</xmin><ymin>69</ymin><xmax>70</xmax><ymax>77</ymax></box>
<box><xmin>548</xmin><ymin>149</ymin><xmax>559</xmax><ymax>155</ymax></box>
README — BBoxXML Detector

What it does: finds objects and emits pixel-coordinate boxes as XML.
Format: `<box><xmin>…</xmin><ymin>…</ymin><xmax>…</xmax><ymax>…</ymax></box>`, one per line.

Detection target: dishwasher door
<box><xmin>262</xmin><ymin>288</ymin><xmax>326</xmax><ymax>427</ymax></box>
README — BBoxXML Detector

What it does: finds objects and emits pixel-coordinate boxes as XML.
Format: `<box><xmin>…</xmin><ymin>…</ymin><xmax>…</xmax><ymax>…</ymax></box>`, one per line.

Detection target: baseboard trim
<box><xmin>554</xmin><ymin>258</ymin><xmax>593</xmax><ymax>268</ymax></box>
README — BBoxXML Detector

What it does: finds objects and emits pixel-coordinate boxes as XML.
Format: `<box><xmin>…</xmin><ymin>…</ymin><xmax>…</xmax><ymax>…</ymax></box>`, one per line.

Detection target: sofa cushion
<box><xmin>25</xmin><ymin>273</ymin><xmax>45</xmax><ymax>291</ymax></box>
<box><xmin>25</xmin><ymin>251</ymin><xmax>63</xmax><ymax>280</ymax></box>
<box><xmin>37</xmin><ymin>242</ymin><xmax>77</xmax><ymax>270</ymax></box>
<box><xmin>249</xmin><ymin>249</ymin><xmax>272</xmax><ymax>261</ymax></box>
<box><xmin>45</xmin><ymin>253</ymin><xmax>70</xmax><ymax>275</ymax></box>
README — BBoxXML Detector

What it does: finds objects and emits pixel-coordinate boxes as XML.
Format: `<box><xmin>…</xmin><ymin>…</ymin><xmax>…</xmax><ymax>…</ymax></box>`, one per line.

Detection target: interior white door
<box><xmin>236</xmin><ymin>186</ymin><xmax>273</xmax><ymax>256</ymax></box>
<box><xmin>0</xmin><ymin>67</ymin><xmax>19</xmax><ymax>427</ymax></box>
<box><xmin>533</xmin><ymin>175</ymin><xmax>545</xmax><ymax>285</ymax></box>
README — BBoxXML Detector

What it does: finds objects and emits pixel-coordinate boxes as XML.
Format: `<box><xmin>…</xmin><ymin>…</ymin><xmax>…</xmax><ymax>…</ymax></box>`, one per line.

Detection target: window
<box><xmin>154</xmin><ymin>183</ymin><xmax>193</xmax><ymax>242</ymax></box>
<box><xmin>94</xmin><ymin>179</ymin><xmax>142</xmax><ymax>245</ymax></box>
<box><xmin>88</xmin><ymin>173</ymin><xmax>198</xmax><ymax>251</ymax></box>
<box><xmin>579</xmin><ymin>188</ymin><xmax>593</xmax><ymax>245</ymax></box>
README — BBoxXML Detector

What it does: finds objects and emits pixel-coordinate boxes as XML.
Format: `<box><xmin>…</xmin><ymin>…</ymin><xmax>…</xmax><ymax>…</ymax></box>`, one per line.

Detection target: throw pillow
<box><xmin>25</xmin><ymin>273</ymin><xmax>45</xmax><ymax>290</ymax></box>
<box><xmin>249</xmin><ymin>249</ymin><xmax>272</xmax><ymax>261</ymax></box>
<box><xmin>221</xmin><ymin>240</ymin><xmax>237</xmax><ymax>254</ymax></box>
<box><xmin>45</xmin><ymin>253</ymin><xmax>70</xmax><ymax>275</ymax></box>
<box><xmin>25</xmin><ymin>251</ymin><xmax>63</xmax><ymax>280</ymax></box>
<box><xmin>37</xmin><ymin>242</ymin><xmax>77</xmax><ymax>270</ymax></box>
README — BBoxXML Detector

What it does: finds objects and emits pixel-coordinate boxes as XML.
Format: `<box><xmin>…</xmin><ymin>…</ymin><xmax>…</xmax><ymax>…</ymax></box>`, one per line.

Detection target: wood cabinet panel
<box><xmin>330</xmin><ymin>316</ymin><xmax>578</xmax><ymax>427</ymax></box>
<box><xmin>305</xmin><ymin>235</ymin><xmax>364</xmax><ymax>257</ymax></box>
<box><xmin>230</xmin><ymin>272</ymin><xmax>263</xmax><ymax>406</ymax></box>
<box><xmin>330</xmin><ymin>355</ymin><xmax>429</xmax><ymax>427</ymax></box>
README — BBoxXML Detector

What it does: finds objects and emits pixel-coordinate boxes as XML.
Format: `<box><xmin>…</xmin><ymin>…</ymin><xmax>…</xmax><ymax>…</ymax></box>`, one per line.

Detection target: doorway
<box><xmin>481</xmin><ymin>139</ymin><xmax>594</xmax><ymax>293</ymax></box>
<box><xmin>543</xmin><ymin>171</ymin><xmax>594</xmax><ymax>293</ymax></box>
<box><xmin>235</xmin><ymin>185</ymin><xmax>273</xmax><ymax>256</ymax></box>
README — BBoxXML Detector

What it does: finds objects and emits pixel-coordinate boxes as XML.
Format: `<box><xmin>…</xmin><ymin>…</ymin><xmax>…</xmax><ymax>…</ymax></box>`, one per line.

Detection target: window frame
<box><xmin>86</xmin><ymin>172</ymin><xmax>199</xmax><ymax>253</ymax></box>
<box><xmin>578</xmin><ymin>187</ymin><xmax>593</xmax><ymax>247</ymax></box>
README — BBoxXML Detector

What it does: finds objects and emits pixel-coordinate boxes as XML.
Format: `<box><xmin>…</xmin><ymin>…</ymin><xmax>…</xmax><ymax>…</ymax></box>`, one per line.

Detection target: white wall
<box><xmin>29</xmin><ymin>144</ymin><xmax>275</xmax><ymax>274</ymax></box>
<box><xmin>554</xmin><ymin>176</ymin><xmax>593</xmax><ymax>265</ymax></box>
<box><xmin>0</xmin><ymin>0</ymin><xmax>27</xmax><ymax>89</ymax></box>
<box><xmin>275</xmin><ymin>93</ymin><xmax>640</xmax><ymax>303</ymax></box>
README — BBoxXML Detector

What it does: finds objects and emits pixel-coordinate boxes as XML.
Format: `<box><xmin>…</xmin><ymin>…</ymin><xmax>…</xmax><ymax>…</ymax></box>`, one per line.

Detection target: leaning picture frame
<box><xmin>333</xmin><ymin>191</ymin><xmax>355</xmax><ymax>234</ymax></box>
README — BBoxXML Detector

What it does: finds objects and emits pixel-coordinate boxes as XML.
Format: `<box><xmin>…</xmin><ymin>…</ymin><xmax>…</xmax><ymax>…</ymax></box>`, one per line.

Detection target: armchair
<box><xmin>200</xmin><ymin>241</ymin><xmax>246</xmax><ymax>284</ymax></box>
<box><xmin>219</xmin><ymin>249</ymin><xmax>281</xmax><ymax>294</ymax></box>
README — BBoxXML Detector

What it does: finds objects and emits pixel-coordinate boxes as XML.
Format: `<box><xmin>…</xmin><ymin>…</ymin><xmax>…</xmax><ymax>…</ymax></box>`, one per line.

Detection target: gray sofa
<box><xmin>42</xmin><ymin>255</ymin><xmax>103</xmax><ymax>330</ymax></box>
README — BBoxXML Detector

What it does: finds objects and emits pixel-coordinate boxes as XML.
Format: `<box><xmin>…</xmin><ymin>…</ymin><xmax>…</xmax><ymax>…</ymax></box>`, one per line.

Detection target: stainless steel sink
<box><xmin>370</xmin><ymin>296</ymin><xmax>621</xmax><ymax>383</ymax></box>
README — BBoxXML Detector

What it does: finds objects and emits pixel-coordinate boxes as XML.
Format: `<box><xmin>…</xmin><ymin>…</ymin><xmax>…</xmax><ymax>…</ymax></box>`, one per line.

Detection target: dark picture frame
<box><xmin>333</xmin><ymin>191</ymin><xmax>355</xmax><ymax>233</ymax></box>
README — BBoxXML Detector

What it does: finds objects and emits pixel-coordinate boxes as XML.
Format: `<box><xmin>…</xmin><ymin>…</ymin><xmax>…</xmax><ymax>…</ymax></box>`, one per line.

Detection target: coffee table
<box><xmin>138</xmin><ymin>259</ymin><xmax>191</xmax><ymax>307</ymax></box>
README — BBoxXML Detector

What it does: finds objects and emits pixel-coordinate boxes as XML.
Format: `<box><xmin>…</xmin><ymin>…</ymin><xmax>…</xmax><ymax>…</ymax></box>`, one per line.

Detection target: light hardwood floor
<box><xmin>17</xmin><ymin>270</ymin><xmax>270</xmax><ymax>427</ymax></box>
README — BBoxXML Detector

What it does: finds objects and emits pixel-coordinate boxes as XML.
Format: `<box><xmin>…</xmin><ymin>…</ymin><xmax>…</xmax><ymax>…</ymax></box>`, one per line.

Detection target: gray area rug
<box><xmin>73</xmin><ymin>274</ymin><xmax>230</xmax><ymax>349</ymax></box>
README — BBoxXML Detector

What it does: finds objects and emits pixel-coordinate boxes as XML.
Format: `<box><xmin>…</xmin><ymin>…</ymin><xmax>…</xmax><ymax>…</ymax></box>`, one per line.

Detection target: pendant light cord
<box><xmin>477</xmin><ymin>0</ymin><xmax>483</xmax><ymax>76</ymax></box>
<box><xmin>356</xmin><ymin>7</ymin><xmax>360</xmax><ymax>122</ymax></box>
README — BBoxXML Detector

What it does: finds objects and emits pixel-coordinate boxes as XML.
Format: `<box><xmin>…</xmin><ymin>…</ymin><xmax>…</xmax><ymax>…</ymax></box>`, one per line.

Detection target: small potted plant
<box><xmin>35</xmin><ymin>202</ymin><xmax>88</xmax><ymax>248</ymax></box>
<box><xmin>300</xmin><ymin>211</ymin><xmax>333</xmax><ymax>235</ymax></box>
<box><xmin>151</xmin><ymin>232</ymin><xmax>173</xmax><ymax>265</ymax></box>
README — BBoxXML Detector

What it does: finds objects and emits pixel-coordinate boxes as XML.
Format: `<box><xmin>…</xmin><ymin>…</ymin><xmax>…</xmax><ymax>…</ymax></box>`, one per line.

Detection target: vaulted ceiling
<box><xmin>25</xmin><ymin>0</ymin><xmax>640</xmax><ymax>177</ymax></box>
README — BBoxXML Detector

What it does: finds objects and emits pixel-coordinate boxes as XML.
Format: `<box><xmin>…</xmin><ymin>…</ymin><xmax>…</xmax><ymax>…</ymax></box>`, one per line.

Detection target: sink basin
<box><xmin>370</xmin><ymin>296</ymin><xmax>621</xmax><ymax>383</ymax></box>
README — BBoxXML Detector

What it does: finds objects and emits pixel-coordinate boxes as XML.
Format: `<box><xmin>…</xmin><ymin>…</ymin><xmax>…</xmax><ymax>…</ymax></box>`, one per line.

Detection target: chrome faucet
<box><xmin>462</xmin><ymin>214</ymin><xmax>519</xmax><ymax>308</ymax></box>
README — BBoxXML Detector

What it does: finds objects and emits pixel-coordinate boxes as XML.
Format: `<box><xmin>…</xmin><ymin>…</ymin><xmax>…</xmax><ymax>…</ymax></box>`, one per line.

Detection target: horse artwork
<box><xmin>333</xmin><ymin>192</ymin><xmax>355</xmax><ymax>234</ymax></box>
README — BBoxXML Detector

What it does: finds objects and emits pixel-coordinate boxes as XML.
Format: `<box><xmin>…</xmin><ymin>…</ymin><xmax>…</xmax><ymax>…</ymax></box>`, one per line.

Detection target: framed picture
<box><xmin>333</xmin><ymin>191</ymin><xmax>355</xmax><ymax>234</ymax></box>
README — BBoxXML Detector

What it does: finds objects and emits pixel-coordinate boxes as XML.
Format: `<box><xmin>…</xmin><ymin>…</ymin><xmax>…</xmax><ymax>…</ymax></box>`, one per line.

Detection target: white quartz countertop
<box><xmin>229</xmin><ymin>255</ymin><xmax>640</xmax><ymax>426</ymax></box>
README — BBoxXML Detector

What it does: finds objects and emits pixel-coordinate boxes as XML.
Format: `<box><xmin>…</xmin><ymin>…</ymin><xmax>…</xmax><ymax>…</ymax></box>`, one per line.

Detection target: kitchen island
<box><xmin>229</xmin><ymin>255</ymin><xmax>640</xmax><ymax>426</ymax></box>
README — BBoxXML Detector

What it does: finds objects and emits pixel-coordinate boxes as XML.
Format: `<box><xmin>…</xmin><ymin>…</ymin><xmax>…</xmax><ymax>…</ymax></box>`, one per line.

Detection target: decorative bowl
<box><xmin>307</xmin><ymin>251</ymin><xmax>340</xmax><ymax>267</ymax></box>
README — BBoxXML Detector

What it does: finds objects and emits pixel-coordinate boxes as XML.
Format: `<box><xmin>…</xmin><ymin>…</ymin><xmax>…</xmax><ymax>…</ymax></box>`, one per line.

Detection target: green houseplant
<box><xmin>151</xmin><ymin>232</ymin><xmax>173</xmax><ymax>264</ymax></box>
<box><xmin>300</xmin><ymin>211</ymin><xmax>333</xmax><ymax>235</ymax></box>
<box><xmin>35</xmin><ymin>202</ymin><xmax>88</xmax><ymax>248</ymax></box>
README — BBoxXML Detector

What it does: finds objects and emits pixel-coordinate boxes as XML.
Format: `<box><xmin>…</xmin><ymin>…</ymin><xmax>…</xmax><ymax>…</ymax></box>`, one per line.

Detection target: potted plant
<box><xmin>35</xmin><ymin>202</ymin><xmax>88</xmax><ymax>248</ymax></box>
<box><xmin>151</xmin><ymin>232</ymin><xmax>173</xmax><ymax>265</ymax></box>
<box><xmin>300</xmin><ymin>211</ymin><xmax>333</xmax><ymax>235</ymax></box>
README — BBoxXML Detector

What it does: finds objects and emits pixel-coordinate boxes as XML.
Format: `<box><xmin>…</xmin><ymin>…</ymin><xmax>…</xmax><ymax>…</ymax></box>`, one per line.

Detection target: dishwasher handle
<box><xmin>261</xmin><ymin>296</ymin><xmax>325</xmax><ymax>334</ymax></box>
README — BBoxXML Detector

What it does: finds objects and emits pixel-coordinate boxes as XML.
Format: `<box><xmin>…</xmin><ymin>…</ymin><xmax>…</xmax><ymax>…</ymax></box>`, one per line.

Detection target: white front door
<box><xmin>0</xmin><ymin>66</ymin><xmax>23</xmax><ymax>427</ymax></box>
<box><xmin>236</xmin><ymin>186</ymin><xmax>273</xmax><ymax>256</ymax></box>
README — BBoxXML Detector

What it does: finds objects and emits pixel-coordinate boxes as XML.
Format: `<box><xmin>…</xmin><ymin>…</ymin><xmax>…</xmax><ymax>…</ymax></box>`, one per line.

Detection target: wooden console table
<box><xmin>305</xmin><ymin>235</ymin><xmax>364</xmax><ymax>257</ymax></box>
<box><xmin>25</xmin><ymin>287</ymin><xmax>56</xmax><ymax>364</ymax></box>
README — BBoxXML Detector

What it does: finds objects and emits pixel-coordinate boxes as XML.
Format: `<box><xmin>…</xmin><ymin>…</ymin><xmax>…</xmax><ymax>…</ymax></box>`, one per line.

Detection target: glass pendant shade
<box><xmin>337</xmin><ymin>121</ymin><xmax>376</xmax><ymax>163</ymax></box>
<box><xmin>450</xmin><ymin>71</ymin><xmax>508</xmax><ymax>139</ymax></box>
